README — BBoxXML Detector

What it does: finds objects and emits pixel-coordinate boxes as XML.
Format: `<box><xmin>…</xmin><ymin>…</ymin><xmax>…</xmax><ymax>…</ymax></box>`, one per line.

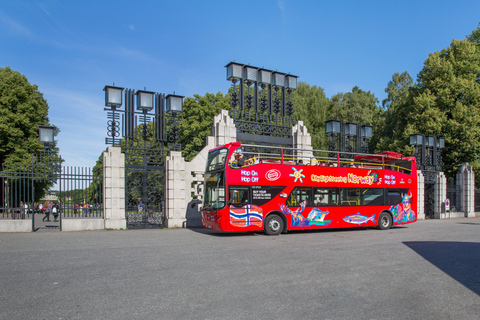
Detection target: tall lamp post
<box><xmin>325</xmin><ymin>120</ymin><xmax>372</xmax><ymax>154</ymax></box>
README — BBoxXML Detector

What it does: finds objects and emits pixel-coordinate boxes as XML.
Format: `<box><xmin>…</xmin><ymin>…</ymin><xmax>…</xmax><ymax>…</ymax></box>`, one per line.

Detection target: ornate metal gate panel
<box><xmin>125</xmin><ymin>166</ymin><xmax>165</xmax><ymax>229</ymax></box>
<box><xmin>226</xmin><ymin>62</ymin><xmax>297</xmax><ymax>147</ymax></box>
<box><xmin>424</xmin><ymin>183</ymin><xmax>435</xmax><ymax>219</ymax></box>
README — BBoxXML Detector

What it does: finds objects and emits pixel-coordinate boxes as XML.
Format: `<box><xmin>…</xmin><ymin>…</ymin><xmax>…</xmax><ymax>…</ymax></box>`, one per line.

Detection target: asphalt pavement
<box><xmin>1</xmin><ymin>218</ymin><xmax>479</xmax><ymax>320</ymax></box>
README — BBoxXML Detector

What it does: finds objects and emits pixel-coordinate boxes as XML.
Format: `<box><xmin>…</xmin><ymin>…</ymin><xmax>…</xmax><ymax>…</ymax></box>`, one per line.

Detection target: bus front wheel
<box><xmin>377</xmin><ymin>212</ymin><xmax>392</xmax><ymax>230</ymax></box>
<box><xmin>264</xmin><ymin>214</ymin><xmax>284</xmax><ymax>235</ymax></box>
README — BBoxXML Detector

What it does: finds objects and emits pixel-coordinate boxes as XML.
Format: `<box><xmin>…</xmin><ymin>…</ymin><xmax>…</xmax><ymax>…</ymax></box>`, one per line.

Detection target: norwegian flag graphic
<box><xmin>229</xmin><ymin>204</ymin><xmax>263</xmax><ymax>227</ymax></box>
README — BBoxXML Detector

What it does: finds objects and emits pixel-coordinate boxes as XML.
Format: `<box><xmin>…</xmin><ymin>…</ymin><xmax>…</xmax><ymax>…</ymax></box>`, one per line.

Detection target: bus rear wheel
<box><xmin>264</xmin><ymin>214</ymin><xmax>283</xmax><ymax>235</ymax></box>
<box><xmin>377</xmin><ymin>212</ymin><xmax>392</xmax><ymax>230</ymax></box>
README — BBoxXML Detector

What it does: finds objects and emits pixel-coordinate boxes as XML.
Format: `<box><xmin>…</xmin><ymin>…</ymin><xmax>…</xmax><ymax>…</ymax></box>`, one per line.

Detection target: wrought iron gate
<box><xmin>125</xmin><ymin>166</ymin><xmax>165</xmax><ymax>228</ymax></box>
<box><xmin>103</xmin><ymin>86</ymin><xmax>183</xmax><ymax>229</ymax></box>
<box><xmin>424</xmin><ymin>183</ymin><xmax>435</xmax><ymax>219</ymax></box>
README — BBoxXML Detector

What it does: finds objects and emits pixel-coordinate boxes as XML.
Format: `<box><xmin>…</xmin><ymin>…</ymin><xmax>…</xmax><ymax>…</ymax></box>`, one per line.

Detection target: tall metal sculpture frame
<box><xmin>226</xmin><ymin>62</ymin><xmax>298</xmax><ymax>148</ymax></box>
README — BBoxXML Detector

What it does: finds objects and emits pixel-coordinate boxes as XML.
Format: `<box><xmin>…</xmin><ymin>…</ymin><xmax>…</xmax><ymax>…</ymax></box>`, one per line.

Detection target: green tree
<box><xmin>179</xmin><ymin>92</ymin><xmax>231</xmax><ymax>161</ymax></box>
<box><xmin>0</xmin><ymin>66</ymin><xmax>56</xmax><ymax>165</ymax></box>
<box><xmin>291</xmin><ymin>82</ymin><xmax>331</xmax><ymax>150</ymax></box>
<box><xmin>327</xmin><ymin>86</ymin><xmax>382</xmax><ymax>153</ymax></box>
<box><xmin>415</xmin><ymin>39</ymin><xmax>480</xmax><ymax>178</ymax></box>
<box><xmin>373</xmin><ymin>71</ymin><xmax>415</xmax><ymax>155</ymax></box>
<box><xmin>0</xmin><ymin>66</ymin><xmax>60</xmax><ymax>201</ymax></box>
<box><xmin>466</xmin><ymin>22</ymin><xmax>480</xmax><ymax>54</ymax></box>
<box><xmin>328</xmin><ymin>86</ymin><xmax>381</xmax><ymax>125</ymax></box>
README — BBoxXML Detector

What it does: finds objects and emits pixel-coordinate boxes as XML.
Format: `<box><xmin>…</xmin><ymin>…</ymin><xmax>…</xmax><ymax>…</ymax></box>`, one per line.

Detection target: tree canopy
<box><xmin>291</xmin><ymin>82</ymin><xmax>330</xmax><ymax>150</ymax></box>
<box><xmin>0</xmin><ymin>66</ymin><xmax>56</xmax><ymax>166</ymax></box>
<box><xmin>375</xmin><ymin>35</ymin><xmax>480</xmax><ymax>180</ymax></box>
<box><xmin>179</xmin><ymin>92</ymin><xmax>231</xmax><ymax>161</ymax></box>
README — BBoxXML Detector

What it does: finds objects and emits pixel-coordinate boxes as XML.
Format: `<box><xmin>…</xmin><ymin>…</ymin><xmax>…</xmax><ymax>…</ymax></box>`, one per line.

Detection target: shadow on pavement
<box><xmin>404</xmin><ymin>241</ymin><xmax>480</xmax><ymax>296</ymax></box>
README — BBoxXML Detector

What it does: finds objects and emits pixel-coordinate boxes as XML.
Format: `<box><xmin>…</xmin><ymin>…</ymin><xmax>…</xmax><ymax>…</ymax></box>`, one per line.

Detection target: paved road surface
<box><xmin>1</xmin><ymin>218</ymin><xmax>479</xmax><ymax>320</ymax></box>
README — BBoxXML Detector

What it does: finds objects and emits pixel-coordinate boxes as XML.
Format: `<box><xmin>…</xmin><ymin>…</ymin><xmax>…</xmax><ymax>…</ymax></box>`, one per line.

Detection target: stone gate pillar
<box><xmin>292</xmin><ymin>121</ymin><xmax>313</xmax><ymax>160</ymax></box>
<box><xmin>457</xmin><ymin>163</ymin><xmax>475</xmax><ymax>217</ymax></box>
<box><xmin>165</xmin><ymin>151</ymin><xmax>187</xmax><ymax>227</ymax></box>
<box><xmin>434</xmin><ymin>172</ymin><xmax>447</xmax><ymax>219</ymax></box>
<box><xmin>417</xmin><ymin>171</ymin><xmax>425</xmax><ymax>220</ymax></box>
<box><xmin>103</xmin><ymin>147</ymin><xmax>126</xmax><ymax>229</ymax></box>
<box><xmin>212</xmin><ymin>110</ymin><xmax>237</xmax><ymax>147</ymax></box>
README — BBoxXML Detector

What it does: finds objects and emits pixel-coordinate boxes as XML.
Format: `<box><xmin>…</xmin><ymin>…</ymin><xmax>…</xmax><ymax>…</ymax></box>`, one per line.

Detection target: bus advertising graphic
<box><xmin>202</xmin><ymin>143</ymin><xmax>417</xmax><ymax>235</ymax></box>
<box><xmin>289</xmin><ymin>167</ymin><xmax>305</xmax><ymax>183</ymax></box>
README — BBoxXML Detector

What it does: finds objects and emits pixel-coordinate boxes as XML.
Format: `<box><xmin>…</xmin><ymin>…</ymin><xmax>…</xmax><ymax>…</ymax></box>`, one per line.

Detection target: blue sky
<box><xmin>1</xmin><ymin>0</ymin><xmax>479</xmax><ymax>169</ymax></box>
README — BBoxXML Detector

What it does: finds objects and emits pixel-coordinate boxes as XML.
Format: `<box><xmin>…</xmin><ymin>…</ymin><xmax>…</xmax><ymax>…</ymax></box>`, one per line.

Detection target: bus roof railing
<box><xmin>234</xmin><ymin>143</ymin><xmax>414</xmax><ymax>173</ymax></box>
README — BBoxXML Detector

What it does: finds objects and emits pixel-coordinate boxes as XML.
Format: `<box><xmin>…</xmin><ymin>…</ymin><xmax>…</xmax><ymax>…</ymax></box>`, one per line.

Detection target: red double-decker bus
<box><xmin>202</xmin><ymin>142</ymin><xmax>417</xmax><ymax>235</ymax></box>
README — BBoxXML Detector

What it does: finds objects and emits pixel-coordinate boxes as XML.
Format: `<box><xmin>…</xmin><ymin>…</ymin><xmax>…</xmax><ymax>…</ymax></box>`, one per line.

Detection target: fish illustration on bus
<box><xmin>343</xmin><ymin>213</ymin><xmax>376</xmax><ymax>225</ymax></box>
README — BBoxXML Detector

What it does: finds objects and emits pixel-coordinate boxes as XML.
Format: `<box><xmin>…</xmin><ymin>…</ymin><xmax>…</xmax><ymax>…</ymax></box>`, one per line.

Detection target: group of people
<box><xmin>39</xmin><ymin>201</ymin><xmax>59</xmax><ymax>222</ymax></box>
<box><xmin>73</xmin><ymin>203</ymin><xmax>101</xmax><ymax>216</ymax></box>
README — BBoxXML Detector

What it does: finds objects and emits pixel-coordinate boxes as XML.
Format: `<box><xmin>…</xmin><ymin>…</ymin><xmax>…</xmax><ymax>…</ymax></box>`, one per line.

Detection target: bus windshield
<box><xmin>205</xmin><ymin>147</ymin><xmax>228</xmax><ymax>172</ymax></box>
<box><xmin>203</xmin><ymin>172</ymin><xmax>226</xmax><ymax>210</ymax></box>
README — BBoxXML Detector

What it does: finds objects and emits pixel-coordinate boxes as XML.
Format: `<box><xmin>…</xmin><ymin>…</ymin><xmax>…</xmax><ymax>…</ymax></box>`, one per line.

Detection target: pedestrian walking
<box><xmin>42</xmin><ymin>201</ymin><xmax>51</xmax><ymax>222</ymax></box>
<box><xmin>52</xmin><ymin>204</ymin><xmax>58</xmax><ymax>222</ymax></box>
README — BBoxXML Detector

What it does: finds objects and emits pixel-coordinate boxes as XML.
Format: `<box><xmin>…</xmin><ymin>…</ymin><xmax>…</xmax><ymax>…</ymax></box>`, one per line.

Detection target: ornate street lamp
<box><xmin>257</xmin><ymin>68</ymin><xmax>272</xmax><ymax>112</ymax></box>
<box><xmin>271</xmin><ymin>71</ymin><xmax>285</xmax><ymax>115</ymax></box>
<box><xmin>325</xmin><ymin>120</ymin><xmax>372</xmax><ymax>154</ymax></box>
<box><xmin>226</xmin><ymin>62</ymin><xmax>243</xmax><ymax>109</ymax></box>
<box><xmin>166</xmin><ymin>94</ymin><xmax>185</xmax><ymax>143</ymax></box>
<box><xmin>103</xmin><ymin>85</ymin><xmax>125</xmax><ymax>145</ymax></box>
<box><xmin>37</xmin><ymin>125</ymin><xmax>55</xmax><ymax>146</ymax></box>
<box><xmin>285</xmin><ymin>74</ymin><xmax>298</xmax><ymax>116</ymax></box>
<box><xmin>361</xmin><ymin>125</ymin><xmax>373</xmax><ymax>153</ymax></box>
<box><xmin>409</xmin><ymin>133</ymin><xmax>444</xmax><ymax>172</ymax></box>
<box><xmin>243</xmin><ymin>65</ymin><xmax>258</xmax><ymax>110</ymax></box>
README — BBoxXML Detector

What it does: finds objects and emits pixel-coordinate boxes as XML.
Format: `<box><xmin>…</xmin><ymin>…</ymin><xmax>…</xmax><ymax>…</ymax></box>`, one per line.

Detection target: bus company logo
<box><xmin>265</xmin><ymin>169</ymin><xmax>281</xmax><ymax>181</ymax></box>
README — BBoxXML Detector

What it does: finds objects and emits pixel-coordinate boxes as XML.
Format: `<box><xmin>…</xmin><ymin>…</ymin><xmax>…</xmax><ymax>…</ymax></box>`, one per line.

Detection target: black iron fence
<box><xmin>447</xmin><ymin>178</ymin><xmax>458</xmax><ymax>212</ymax></box>
<box><xmin>0</xmin><ymin>156</ymin><xmax>102</xmax><ymax>223</ymax></box>
<box><xmin>475</xmin><ymin>188</ymin><xmax>480</xmax><ymax>212</ymax></box>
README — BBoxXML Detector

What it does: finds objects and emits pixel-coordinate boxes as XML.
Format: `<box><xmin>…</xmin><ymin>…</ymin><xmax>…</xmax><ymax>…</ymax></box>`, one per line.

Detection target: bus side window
<box><xmin>341</xmin><ymin>188</ymin><xmax>361</xmax><ymax>206</ymax></box>
<box><xmin>313</xmin><ymin>187</ymin><xmax>339</xmax><ymax>206</ymax></box>
<box><xmin>386</xmin><ymin>189</ymin><xmax>408</xmax><ymax>206</ymax></box>
<box><xmin>229</xmin><ymin>187</ymin><xmax>249</xmax><ymax>207</ymax></box>
<box><xmin>287</xmin><ymin>187</ymin><xmax>311</xmax><ymax>207</ymax></box>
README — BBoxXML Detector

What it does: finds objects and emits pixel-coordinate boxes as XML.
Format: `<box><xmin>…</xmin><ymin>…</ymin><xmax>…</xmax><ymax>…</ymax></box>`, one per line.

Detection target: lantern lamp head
<box><xmin>135</xmin><ymin>90</ymin><xmax>155</xmax><ymax>112</ymax></box>
<box><xmin>166</xmin><ymin>94</ymin><xmax>184</xmax><ymax>115</ymax></box>
<box><xmin>38</xmin><ymin>125</ymin><xmax>55</xmax><ymax>146</ymax></box>
<box><xmin>325</xmin><ymin>120</ymin><xmax>341</xmax><ymax>135</ymax></box>
<box><xmin>103</xmin><ymin>85</ymin><xmax>124</xmax><ymax>108</ymax></box>
<box><xmin>225</xmin><ymin>61</ymin><xmax>244</xmax><ymax>81</ymax></box>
